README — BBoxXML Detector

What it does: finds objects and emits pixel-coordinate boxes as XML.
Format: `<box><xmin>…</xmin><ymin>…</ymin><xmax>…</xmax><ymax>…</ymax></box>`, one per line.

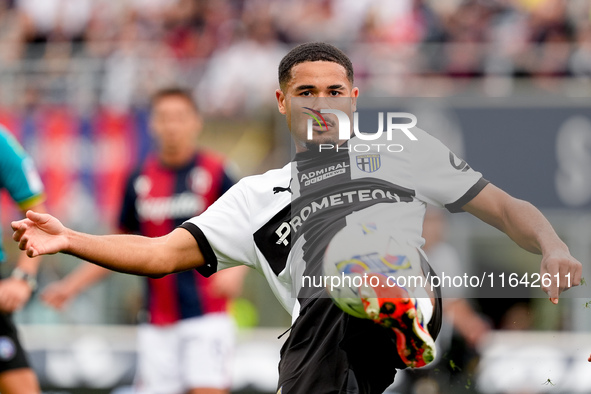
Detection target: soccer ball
<box><xmin>323</xmin><ymin>226</ymin><xmax>422</xmax><ymax>319</ymax></box>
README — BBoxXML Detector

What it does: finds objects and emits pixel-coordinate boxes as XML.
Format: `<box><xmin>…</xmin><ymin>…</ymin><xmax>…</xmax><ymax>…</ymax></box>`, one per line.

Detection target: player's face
<box><xmin>276</xmin><ymin>61</ymin><xmax>359</xmax><ymax>153</ymax></box>
<box><xmin>150</xmin><ymin>96</ymin><xmax>202</xmax><ymax>155</ymax></box>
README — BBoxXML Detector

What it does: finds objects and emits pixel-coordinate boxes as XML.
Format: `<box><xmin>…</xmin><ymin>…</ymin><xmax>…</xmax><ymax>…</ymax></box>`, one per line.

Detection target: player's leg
<box><xmin>134</xmin><ymin>323</ymin><xmax>183</xmax><ymax>394</ymax></box>
<box><xmin>359</xmin><ymin>254</ymin><xmax>441</xmax><ymax>368</ymax></box>
<box><xmin>278</xmin><ymin>298</ymin><xmax>406</xmax><ymax>394</ymax></box>
<box><xmin>325</xmin><ymin>227</ymin><xmax>441</xmax><ymax>369</ymax></box>
<box><xmin>0</xmin><ymin>313</ymin><xmax>40</xmax><ymax>394</ymax></box>
<box><xmin>179</xmin><ymin>313</ymin><xmax>235</xmax><ymax>394</ymax></box>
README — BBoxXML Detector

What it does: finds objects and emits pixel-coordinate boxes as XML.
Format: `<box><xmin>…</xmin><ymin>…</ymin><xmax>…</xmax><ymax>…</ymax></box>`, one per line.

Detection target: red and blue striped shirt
<box><xmin>119</xmin><ymin>152</ymin><xmax>234</xmax><ymax>325</ymax></box>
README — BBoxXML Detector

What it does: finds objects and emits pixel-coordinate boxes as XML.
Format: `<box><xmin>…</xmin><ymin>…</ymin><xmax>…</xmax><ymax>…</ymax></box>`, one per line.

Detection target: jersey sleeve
<box><xmin>410</xmin><ymin>128</ymin><xmax>489</xmax><ymax>212</ymax></box>
<box><xmin>0</xmin><ymin>128</ymin><xmax>45</xmax><ymax>209</ymax></box>
<box><xmin>118</xmin><ymin>170</ymin><xmax>141</xmax><ymax>233</ymax></box>
<box><xmin>180</xmin><ymin>179</ymin><xmax>257</xmax><ymax>277</ymax></box>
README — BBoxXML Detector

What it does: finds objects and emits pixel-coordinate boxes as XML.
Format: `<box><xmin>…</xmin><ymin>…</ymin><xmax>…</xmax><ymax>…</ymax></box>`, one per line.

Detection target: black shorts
<box><xmin>278</xmin><ymin>259</ymin><xmax>443</xmax><ymax>394</ymax></box>
<box><xmin>0</xmin><ymin>312</ymin><xmax>31</xmax><ymax>373</ymax></box>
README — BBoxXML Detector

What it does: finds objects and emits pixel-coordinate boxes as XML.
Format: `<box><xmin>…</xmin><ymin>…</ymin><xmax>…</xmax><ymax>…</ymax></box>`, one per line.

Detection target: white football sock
<box><xmin>414</xmin><ymin>287</ymin><xmax>433</xmax><ymax>324</ymax></box>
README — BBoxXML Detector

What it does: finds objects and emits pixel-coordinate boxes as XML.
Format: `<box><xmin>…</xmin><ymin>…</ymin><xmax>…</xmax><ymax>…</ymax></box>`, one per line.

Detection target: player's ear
<box><xmin>351</xmin><ymin>87</ymin><xmax>359</xmax><ymax>112</ymax></box>
<box><xmin>276</xmin><ymin>89</ymin><xmax>287</xmax><ymax>115</ymax></box>
<box><xmin>148</xmin><ymin>114</ymin><xmax>157</xmax><ymax>138</ymax></box>
<box><xmin>194</xmin><ymin>112</ymin><xmax>204</xmax><ymax>137</ymax></box>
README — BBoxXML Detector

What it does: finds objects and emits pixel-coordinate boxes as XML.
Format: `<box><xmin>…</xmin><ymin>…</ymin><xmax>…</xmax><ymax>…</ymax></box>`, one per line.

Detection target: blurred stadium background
<box><xmin>1</xmin><ymin>0</ymin><xmax>591</xmax><ymax>393</ymax></box>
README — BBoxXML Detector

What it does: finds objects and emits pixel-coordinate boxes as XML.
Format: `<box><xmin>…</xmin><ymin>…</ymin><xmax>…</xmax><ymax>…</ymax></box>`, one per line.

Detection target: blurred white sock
<box><xmin>414</xmin><ymin>287</ymin><xmax>433</xmax><ymax>324</ymax></box>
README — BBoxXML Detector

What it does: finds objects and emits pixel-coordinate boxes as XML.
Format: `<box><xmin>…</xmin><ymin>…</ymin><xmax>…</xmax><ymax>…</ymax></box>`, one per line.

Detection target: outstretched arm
<box><xmin>42</xmin><ymin>263</ymin><xmax>111</xmax><ymax>310</ymax></box>
<box><xmin>12</xmin><ymin>211</ymin><xmax>204</xmax><ymax>277</ymax></box>
<box><xmin>463</xmin><ymin>183</ymin><xmax>582</xmax><ymax>304</ymax></box>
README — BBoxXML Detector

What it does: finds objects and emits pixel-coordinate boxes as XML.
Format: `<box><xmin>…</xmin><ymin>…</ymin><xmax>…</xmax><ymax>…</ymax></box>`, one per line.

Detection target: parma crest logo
<box><xmin>356</xmin><ymin>154</ymin><xmax>381</xmax><ymax>173</ymax></box>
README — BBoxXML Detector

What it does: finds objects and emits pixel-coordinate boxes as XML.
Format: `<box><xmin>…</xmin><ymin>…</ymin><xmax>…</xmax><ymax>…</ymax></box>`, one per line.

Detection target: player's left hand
<box><xmin>0</xmin><ymin>278</ymin><xmax>33</xmax><ymax>313</ymax></box>
<box><xmin>540</xmin><ymin>249</ymin><xmax>582</xmax><ymax>304</ymax></box>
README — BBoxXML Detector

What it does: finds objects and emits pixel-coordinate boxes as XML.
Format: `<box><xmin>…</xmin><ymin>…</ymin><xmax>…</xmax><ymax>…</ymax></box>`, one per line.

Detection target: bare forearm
<box><xmin>63</xmin><ymin>229</ymin><xmax>202</xmax><ymax>277</ymax></box>
<box><xmin>463</xmin><ymin>184</ymin><xmax>581</xmax><ymax>302</ymax></box>
<box><xmin>13</xmin><ymin>212</ymin><xmax>205</xmax><ymax>278</ymax></box>
<box><xmin>63</xmin><ymin>231</ymin><xmax>170</xmax><ymax>277</ymax></box>
<box><xmin>464</xmin><ymin>185</ymin><xmax>567</xmax><ymax>255</ymax></box>
<box><xmin>495</xmin><ymin>199</ymin><xmax>567</xmax><ymax>255</ymax></box>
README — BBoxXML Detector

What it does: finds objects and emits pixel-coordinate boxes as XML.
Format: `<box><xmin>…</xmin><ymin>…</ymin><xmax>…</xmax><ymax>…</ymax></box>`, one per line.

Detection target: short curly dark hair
<box><xmin>278</xmin><ymin>42</ymin><xmax>354</xmax><ymax>90</ymax></box>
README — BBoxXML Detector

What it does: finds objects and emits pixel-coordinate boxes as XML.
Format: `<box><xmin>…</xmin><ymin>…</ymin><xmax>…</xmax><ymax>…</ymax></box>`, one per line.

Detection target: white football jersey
<box><xmin>183</xmin><ymin>128</ymin><xmax>487</xmax><ymax>318</ymax></box>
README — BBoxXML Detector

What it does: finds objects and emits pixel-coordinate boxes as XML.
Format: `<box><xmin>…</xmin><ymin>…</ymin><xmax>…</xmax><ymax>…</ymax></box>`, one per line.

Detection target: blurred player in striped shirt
<box><xmin>42</xmin><ymin>88</ymin><xmax>247</xmax><ymax>394</ymax></box>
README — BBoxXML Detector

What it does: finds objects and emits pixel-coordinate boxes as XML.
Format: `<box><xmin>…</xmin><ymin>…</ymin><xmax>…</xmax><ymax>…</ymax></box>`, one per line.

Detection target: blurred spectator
<box><xmin>1</xmin><ymin>0</ymin><xmax>591</xmax><ymax>111</ymax></box>
<box><xmin>0</xmin><ymin>0</ymin><xmax>26</xmax><ymax>66</ymax></box>
<box><xmin>570</xmin><ymin>23</ymin><xmax>591</xmax><ymax>77</ymax></box>
<box><xmin>100</xmin><ymin>23</ymin><xmax>144</xmax><ymax>111</ymax></box>
<box><xmin>442</xmin><ymin>1</ymin><xmax>497</xmax><ymax>78</ymax></box>
<box><xmin>17</xmin><ymin>0</ymin><xmax>93</xmax><ymax>43</ymax></box>
<box><xmin>42</xmin><ymin>87</ymin><xmax>248</xmax><ymax>393</ymax></box>
<box><xmin>196</xmin><ymin>6</ymin><xmax>285</xmax><ymax>115</ymax></box>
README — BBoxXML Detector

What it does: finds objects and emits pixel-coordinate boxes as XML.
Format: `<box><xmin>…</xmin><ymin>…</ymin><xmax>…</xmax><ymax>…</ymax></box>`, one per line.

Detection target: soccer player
<box><xmin>0</xmin><ymin>126</ymin><xmax>46</xmax><ymax>394</ymax></box>
<box><xmin>12</xmin><ymin>43</ymin><xmax>582</xmax><ymax>393</ymax></box>
<box><xmin>41</xmin><ymin>88</ymin><xmax>246</xmax><ymax>394</ymax></box>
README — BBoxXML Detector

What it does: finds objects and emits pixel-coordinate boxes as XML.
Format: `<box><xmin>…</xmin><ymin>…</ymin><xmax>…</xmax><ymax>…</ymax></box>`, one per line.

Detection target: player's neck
<box><xmin>158</xmin><ymin>148</ymin><xmax>196</xmax><ymax>168</ymax></box>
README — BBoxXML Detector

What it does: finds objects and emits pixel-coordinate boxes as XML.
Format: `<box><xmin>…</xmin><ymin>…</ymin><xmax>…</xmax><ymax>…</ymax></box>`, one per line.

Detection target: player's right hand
<box><xmin>539</xmin><ymin>248</ymin><xmax>582</xmax><ymax>304</ymax></box>
<box><xmin>11</xmin><ymin>211</ymin><xmax>69</xmax><ymax>258</ymax></box>
<box><xmin>41</xmin><ymin>282</ymin><xmax>74</xmax><ymax>310</ymax></box>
